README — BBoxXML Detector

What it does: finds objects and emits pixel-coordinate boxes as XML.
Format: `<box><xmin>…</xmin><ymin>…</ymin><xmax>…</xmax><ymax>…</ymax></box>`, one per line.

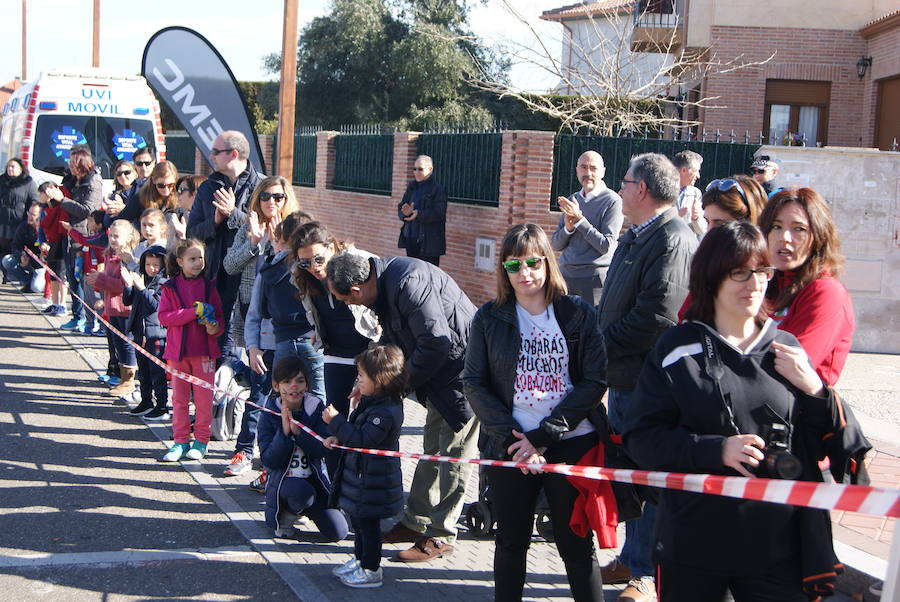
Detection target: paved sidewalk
<box><xmin>2</xmin><ymin>285</ymin><xmax>881</xmax><ymax>600</ymax></box>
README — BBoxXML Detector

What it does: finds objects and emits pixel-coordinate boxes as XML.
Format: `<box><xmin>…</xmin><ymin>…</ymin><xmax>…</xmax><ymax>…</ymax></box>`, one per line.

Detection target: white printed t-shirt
<box><xmin>513</xmin><ymin>303</ymin><xmax>594</xmax><ymax>440</ymax></box>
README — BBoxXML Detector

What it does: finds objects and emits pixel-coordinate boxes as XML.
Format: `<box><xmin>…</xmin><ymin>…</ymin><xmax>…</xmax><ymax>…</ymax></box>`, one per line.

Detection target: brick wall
<box><xmin>290</xmin><ymin>130</ymin><xmax>558</xmax><ymax>307</ymax></box>
<box><xmin>702</xmin><ymin>26</ymin><xmax>869</xmax><ymax>147</ymax></box>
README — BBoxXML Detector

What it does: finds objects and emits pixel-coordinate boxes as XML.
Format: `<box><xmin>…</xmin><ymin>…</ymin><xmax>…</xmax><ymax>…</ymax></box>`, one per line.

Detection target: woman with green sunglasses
<box><xmin>464</xmin><ymin>223</ymin><xmax>607</xmax><ymax>601</ymax></box>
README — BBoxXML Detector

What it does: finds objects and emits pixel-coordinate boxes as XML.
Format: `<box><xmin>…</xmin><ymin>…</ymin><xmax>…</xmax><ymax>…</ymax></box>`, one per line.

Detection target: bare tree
<box><xmin>471</xmin><ymin>0</ymin><xmax>773</xmax><ymax>136</ymax></box>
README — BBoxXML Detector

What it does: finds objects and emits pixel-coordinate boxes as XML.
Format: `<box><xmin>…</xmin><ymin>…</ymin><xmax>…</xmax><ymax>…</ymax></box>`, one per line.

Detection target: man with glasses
<box><xmin>750</xmin><ymin>155</ymin><xmax>782</xmax><ymax>197</ymax></box>
<box><xmin>671</xmin><ymin>150</ymin><xmax>705</xmax><ymax>237</ymax></box>
<box><xmin>596</xmin><ymin>153</ymin><xmax>697</xmax><ymax>602</ymax></box>
<box><xmin>551</xmin><ymin>150</ymin><xmax>623</xmax><ymax>305</ymax></box>
<box><xmin>397</xmin><ymin>155</ymin><xmax>446</xmax><ymax>266</ymax></box>
<box><xmin>326</xmin><ymin>252</ymin><xmax>478</xmax><ymax>563</ymax></box>
<box><xmin>187</xmin><ymin>130</ymin><xmax>263</xmax><ymax>358</ymax></box>
<box><xmin>104</xmin><ymin>147</ymin><xmax>157</xmax><ymax>227</ymax></box>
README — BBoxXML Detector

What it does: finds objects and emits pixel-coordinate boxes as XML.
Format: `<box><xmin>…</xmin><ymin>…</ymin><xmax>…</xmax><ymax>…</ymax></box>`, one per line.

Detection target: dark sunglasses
<box><xmin>297</xmin><ymin>255</ymin><xmax>327</xmax><ymax>270</ymax></box>
<box><xmin>412</xmin><ymin>167</ymin><xmax>427</xmax><ymax>172</ymax></box>
<box><xmin>750</xmin><ymin>168</ymin><xmax>767</xmax><ymax>174</ymax></box>
<box><xmin>728</xmin><ymin>266</ymin><xmax>775</xmax><ymax>282</ymax></box>
<box><xmin>177</xmin><ymin>187</ymin><xmax>192</xmax><ymax>194</ymax></box>
<box><xmin>115</xmin><ymin>169</ymin><xmax>132</xmax><ymax>177</ymax></box>
<box><xmin>134</xmin><ymin>160</ymin><xmax>153</xmax><ymax>167</ymax></box>
<box><xmin>259</xmin><ymin>191</ymin><xmax>287</xmax><ymax>202</ymax></box>
<box><xmin>706</xmin><ymin>178</ymin><xmax>747</xmax><ymax>202</ymax></box>
<box><xmin>502</xmin><ymin>256</ymin><xmax>545</xmax><ymax>273</ymax></box>
<box><xmin>211</xmin><ymin>147</ymin><xmax>234</xmax><ymax>156</ymax></box>
<box><xmin>155</xmin><ymin>182</ymin><xmax>175</xmax><ymax>190</ymax></box>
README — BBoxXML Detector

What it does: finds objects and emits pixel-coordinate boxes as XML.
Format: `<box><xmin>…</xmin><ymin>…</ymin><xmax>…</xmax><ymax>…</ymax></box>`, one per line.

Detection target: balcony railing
<box><xmin>631</xmin><ymin>0</ymin><xmax>684</xmax><ymax>52</ymax></box>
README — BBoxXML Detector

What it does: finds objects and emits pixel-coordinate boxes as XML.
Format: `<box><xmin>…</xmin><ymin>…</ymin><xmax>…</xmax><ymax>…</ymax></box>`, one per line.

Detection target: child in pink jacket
<box><xmin>157</xmin><ymin>238</ymin><xmax>223</xmax><ymax>462</ymax></box>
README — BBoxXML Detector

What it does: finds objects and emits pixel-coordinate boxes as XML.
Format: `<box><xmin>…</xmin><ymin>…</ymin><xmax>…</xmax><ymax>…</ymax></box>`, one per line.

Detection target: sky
<box><xmin>0</xmin><ymin>0</ymin><xmax>564</xmax><ymax>92</ymax></box>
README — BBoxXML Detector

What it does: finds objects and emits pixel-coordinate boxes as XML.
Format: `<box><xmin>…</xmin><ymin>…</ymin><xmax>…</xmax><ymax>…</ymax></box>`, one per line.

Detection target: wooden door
<box><xmin>875</xmin><ymin>76</ymin><xmax>900</xmax><ymax>151</ymax></box>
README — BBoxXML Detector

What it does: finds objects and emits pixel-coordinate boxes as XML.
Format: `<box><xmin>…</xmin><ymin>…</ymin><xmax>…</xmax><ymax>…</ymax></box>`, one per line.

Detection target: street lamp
<box><xmin>856</xmin><ymin>56</ymin><xmax>873</xmax><ymax>79</ymax></box>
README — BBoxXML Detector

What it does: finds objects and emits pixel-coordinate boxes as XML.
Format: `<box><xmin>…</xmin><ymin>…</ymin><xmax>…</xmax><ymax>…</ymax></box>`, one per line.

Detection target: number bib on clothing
<box><xmin>286</xmin><ymin>445</ymin><xmax>312</xmax><ymax>479</ymax></box>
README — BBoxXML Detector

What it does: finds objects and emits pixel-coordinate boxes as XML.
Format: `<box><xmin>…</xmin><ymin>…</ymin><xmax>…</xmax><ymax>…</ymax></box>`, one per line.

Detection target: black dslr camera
<box><xmin>760</xmin><ymin>423</ymin><xmax>802</xmax><ymax>480</ymax></box>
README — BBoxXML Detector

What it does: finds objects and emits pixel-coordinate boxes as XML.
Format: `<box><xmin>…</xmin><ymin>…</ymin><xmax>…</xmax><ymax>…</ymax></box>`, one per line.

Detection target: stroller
<box><xmin>464</xmin><ymin>465</ymin><xmax>556</xmax><ymax>542</ymax></box>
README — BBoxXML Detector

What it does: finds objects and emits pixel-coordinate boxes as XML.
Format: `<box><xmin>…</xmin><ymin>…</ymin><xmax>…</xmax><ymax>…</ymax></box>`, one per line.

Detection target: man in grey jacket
<box><xmin>596</xmin><ymin>153</ymin><xmax>697</xmax><ymax>602</ymax></box>
<box><xmin>551</xmin><ymin>150</ymin><xmax>623</xmax><ymax>305</ymax></box>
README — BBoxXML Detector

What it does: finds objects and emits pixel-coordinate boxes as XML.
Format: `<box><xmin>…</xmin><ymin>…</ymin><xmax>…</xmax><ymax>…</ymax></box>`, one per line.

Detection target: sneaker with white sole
<box><xmin>249</xmin><ymin>470</ymin><xmax>268</xmax><ymax>493</ymax></box>
<box><xmin>144</xmin><ymin>407</ymin><xmax>170</xmax><ymax>421</ymax></box>
<box><xmin>274</xmin><ymin>511</ymin><xmax>298</xmax><ymax>538</ymax></box>
<box><xmin>340</xmin><ymin>565</ymin><xmax>382</xmax><ymax>588</ymax></box>
<box><xmin>620</xmin><ymin>577</ymin><xmax>656</xmax><ymax>601</ymax></box>
<box><xmin>185</xmin><ymin>441</ymin><xmax>207</xmax><ymax>460</ymax></box>
<box><xmin>223</xmin><ymin>451</ymin><xmax>252</xmax><ymax>476</ymax></box>
<box><xmin>161</xmin><ymin>442</ymin><xmax>189</xmax><ymax>462</ymax></box>
<box><xmin>332</xmin><ymin>558</ymin><xmax>361</xmax><ymax>577</ymax></box>
<box><xmin>129</xmin><ymin>398</ymin><xmax>155</xmax><ymax>416</ymax></box>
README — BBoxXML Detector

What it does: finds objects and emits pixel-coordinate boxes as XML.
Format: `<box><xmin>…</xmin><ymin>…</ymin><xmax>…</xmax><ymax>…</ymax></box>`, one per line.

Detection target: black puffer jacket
<box><xmin>369</xmin><ymin>256</ymin><xmax>475</xmax><ymax>431</ymax></box>
<box><xmin>597</xmin><ymin>207</ymin><xmax>696</xmax><ymax>391</ymax></box>
<box><xmin>328</xmin><ymin>393</ymin><xmax>404</xmax><ymax>519</ymax></box>
<box><xmin>0</xmin><ymin>173</ymin><xmax>38</xmax><ymax>239</ymax></box>
<box><xmin>623</xmin><ymin>320</ymin><xmax>845</xmax><ymax>576</ymax></box>
<box><xmin>397</xmin><ymin>176</ymin><xmax>447</xmax><ymax>257</ymax></box>
<box><xmin>463</xmin><ymin>295</ymin><xmax>607</xmax><ymax>459</ymax></box>
<box><xmin>123</xmin><ymin>245</ymin><xmax>169</xmax><ymax>341</ymax></box>
<box><xmin>258</xmin><ymin>250</ymin><xmax>313</xmax><ymax>343</ymax></box>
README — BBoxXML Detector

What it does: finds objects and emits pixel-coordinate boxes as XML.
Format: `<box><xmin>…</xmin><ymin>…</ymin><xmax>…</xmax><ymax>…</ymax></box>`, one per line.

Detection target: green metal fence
<box><xmin>293</xmin><ymin>134</ymin><xmax>317</xmax><ymax>187</ymax></box>
<box><xmin>551</xmin><ymin>134</ymin><xmax>760</xmax><ymax>208</ymax></box>
<box><xmin>332</xmin><ymin>134</ymin><xmax>394</xmax><ymax>195</ymax></box>
<box><xmin>164</xmin><ymin>134</ymin><xmax>197</xmax><ymax>173</ymax></box>
<box><xmin>416</xmin><ymin>132</ymin><xmax>502</xmax><ymax>206</ymax></box>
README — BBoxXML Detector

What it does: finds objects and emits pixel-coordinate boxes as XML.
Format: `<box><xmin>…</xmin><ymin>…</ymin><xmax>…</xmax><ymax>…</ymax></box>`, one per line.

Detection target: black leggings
<box><xmin>486</xmin><ymin>432</ymin><xmax>603</xmax><ymax>602</ymax></box>
<box><xmin>350</xmin><ymin>515</ymin><xmax>383</xmax><ymax>571</ymax></box>
<box><xmin>657</xmin><ymin>559</ymin><xmax>806</xmax><ymax>602</ymax></box>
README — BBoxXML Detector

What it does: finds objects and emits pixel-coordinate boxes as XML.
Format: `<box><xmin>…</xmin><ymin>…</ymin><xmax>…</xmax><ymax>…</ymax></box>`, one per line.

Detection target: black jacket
<box><xmin>463</xmin><ymin>295</ymin><xmax>607</xmax><ymax>459</ymax></box>
<box><xmin>597</xmin><ymin>207</ymin><xmax>696</xmax><ymax>391</ymax></box>
<box><xmin>258</xmin><ymin>392</ymin><xmax>332</xmax><ymax>529</ymax></box>
<box><xmin>397</xmin><ymin>176</ymin><xmax>447</xmax><ymax>257</ymax></box>
<box><xmin>369</xmin><ymin>256</ymin><xmax>475</xmax><ymax>431</ymax></box>
<box><xmin>0</xmin><ymin>173</ymin><xmax>38</xmax><ymax>239</ymax></box>
<box><xmin>623</xmin><ymin>320</ymin><xmax>845</xmax><ymax>576</ymax></box>
<box><xmin>10</xmin><ymin>220</ymin><xmax>40</xmax><ymax>269</ymax></box>
<box><xmin>328</xmin><ymin>393</ymin><xmax>404</xmax><ymax>519</ymax></box>
<box><xmin>186</xmin><ymin>163</ymin><xmax>263</xmax><ymax>279</ymax></box>
<box><xmin>123</xmin><ymin>245</ymin><xmax>169</xmax><ymax>341</ymax></box>
<box><xmin>60</xmin><ymin>170</ymin><xmax>103</xmax><ymax>237</ymax></box>
<box><xmin>258</xmin><ymin>250</ymin><xmax>313</xmax><ymax>343</ymax></box>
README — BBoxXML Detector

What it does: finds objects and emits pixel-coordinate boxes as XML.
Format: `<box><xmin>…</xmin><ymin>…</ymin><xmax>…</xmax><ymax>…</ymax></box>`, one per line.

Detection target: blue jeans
<box><xmin>66</xmin><ymin>244</ymin><xmax>85</xmax><ymax>322</ymax></box>
<box><xmin>274</xmin><ymin>335</ymin><xmax>325</xmax><ymax>402</ymax></box>
<box><xmin>1</xmin><ymin>254</ymin><xmax>45</xmax><ymax>292</ymax></box>
<box><xmin>232</xmin><ymin>350</ymin><xmax>274</xmax><ymax>457</ymax></box>
<box><xmin>607</xmin><ymin>387</ymin><xmax>657</xmax><ymax>579</ymax></box>
<box><xmin>107</xmin><ymin>316</ymin><xmax>136</xmax><ymax>367</ymax></box>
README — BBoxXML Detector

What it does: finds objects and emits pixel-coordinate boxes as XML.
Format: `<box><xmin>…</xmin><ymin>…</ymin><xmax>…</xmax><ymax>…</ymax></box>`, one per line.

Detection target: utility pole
<box><xmin>276</xmin><ymin>0</ymin><xmax>298</xmax><ymax>179</ymax></box>
<box><xmin>92</xmin><ymin>0</ymin><xmax>100</xmax><ymax>67</ymax></box>
<box><xmin>21</xmin><ymin>0</ymin><xmax>26</xmax><ymax>79</ymax></box>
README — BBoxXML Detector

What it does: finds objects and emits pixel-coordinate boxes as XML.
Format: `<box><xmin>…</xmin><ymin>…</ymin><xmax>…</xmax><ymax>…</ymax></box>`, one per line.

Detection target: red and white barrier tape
<box><xmin>25</xmin><ymin>247</ymin><xmax>900</xmax><ymax>518</ymax></box>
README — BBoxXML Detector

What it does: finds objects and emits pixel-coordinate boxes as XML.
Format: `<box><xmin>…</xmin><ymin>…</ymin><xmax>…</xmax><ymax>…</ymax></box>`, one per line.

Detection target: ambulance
<box><xmin>0</xmin><ymin>68</ymin><xmax>166</xmax><ymax>190</ymax></box>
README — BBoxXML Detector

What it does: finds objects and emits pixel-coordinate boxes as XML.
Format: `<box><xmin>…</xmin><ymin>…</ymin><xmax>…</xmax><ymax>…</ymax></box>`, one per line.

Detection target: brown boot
<box><xmin>108</xmin><ymin>366</ymin><xmax>137</xmax><ymax>397</ymax></box>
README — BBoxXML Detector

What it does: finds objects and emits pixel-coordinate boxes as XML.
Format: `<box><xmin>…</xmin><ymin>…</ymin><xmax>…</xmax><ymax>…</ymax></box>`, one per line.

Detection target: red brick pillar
<box><xmin>257</xmin><ymin>134</ymin><xmax>274</xmax><ymax>174</ymax></box>
<box><xmin>194</xmin><ymin>148</ymin><xmax>212</xmax><ymax>177</ymax></box>
<box><xmin>392</xmin><ymin>131</ymin><xmax>420</xmax><ymax>200</ymax></box>
<box><xmin>498</xmin><ymin>130</ymin><xmax>556</xmax><ymax>232</ymax></box>
<box><xmin>315</xmin><ymin>131</ymin><xmax>339</xmax><ymax>190</ymax></box>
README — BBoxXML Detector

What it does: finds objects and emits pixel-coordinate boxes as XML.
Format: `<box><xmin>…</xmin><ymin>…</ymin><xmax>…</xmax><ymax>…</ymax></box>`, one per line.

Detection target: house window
<box><xmin>764</xmin><ymin>80</ymin><xmax>830</xmax><ymax>146</ymax></box>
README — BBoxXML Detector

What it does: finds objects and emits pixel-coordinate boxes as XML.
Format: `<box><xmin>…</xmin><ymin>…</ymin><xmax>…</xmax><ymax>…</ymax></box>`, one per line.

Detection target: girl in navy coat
<box><xmin>322</xmin><ymin>344</ymin><xmax>406</xmax><ymax>589</ymax></box>
<box><xmin>257</xmin><ymin>356</ymin><xmax>348</xmax><ymax>542</ymax></box>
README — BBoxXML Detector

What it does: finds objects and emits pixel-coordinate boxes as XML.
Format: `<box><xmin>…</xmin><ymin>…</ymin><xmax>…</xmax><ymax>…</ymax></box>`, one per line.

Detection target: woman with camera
<box><xmin>623</xmin><ymin>221</ymin><xmax>845</xmax><ymax>601</ymax></box>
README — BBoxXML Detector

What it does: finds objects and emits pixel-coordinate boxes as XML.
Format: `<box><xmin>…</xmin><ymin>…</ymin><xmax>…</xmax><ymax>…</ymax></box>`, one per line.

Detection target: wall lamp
<box><xmin>857</xmin><ymin>56</ymin><xmax>873</xmax><ymax>78</ymax></box>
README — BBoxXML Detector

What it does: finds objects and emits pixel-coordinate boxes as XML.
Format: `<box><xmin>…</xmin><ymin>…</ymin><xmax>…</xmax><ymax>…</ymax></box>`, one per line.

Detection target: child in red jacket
<box><xmin>37</xmin><ymin>182</ymin><xmax>69</xmax><ymax>315</ymax></box>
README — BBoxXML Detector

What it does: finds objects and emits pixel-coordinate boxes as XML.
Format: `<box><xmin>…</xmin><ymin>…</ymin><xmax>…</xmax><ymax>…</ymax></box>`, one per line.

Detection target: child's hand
<box><xmin>321</xmin><ymin>405</ymin><xmax>339</xmax><ymax>424</ymax></box>
<box><xmin>281</xmin><ymin>404</ymin><xmax>300</xmax><ymax>436</ymax></box>
<box><xmin>39</xmin><ymin>243</ymin><xmax>50</xmax><ymax>254</ymax></box>
<box><xmin>119</xmin><ymin>250</ymin><xmax>134</xmax><ymax>267</ymax></box>
<box><xmin>84</xmin><ymin>272</ymin><xmax>99</xmax><ymax>287</ymax></box>
<box><xmin>119</xmin><ymin>265</ymin><xmax>133</xmax><ymax>287</ymax></box>
<box><xmin>322</xmin><ymin>436</ymin><xmax>338</xmax><ymax>450</ymax></box>
<box><xmin>59</xmin><ymin>221</ymin><xmax>72</xmax><ymax>231</ymax></box>
<box><xmin>348</xmin><ymin>385</ymin><xmax>361</xmax><ymax>410</ymax></box>
<box><xmin>131</xmin><ymin>272</ymin><xmax>145</xmax><ymax>291</ymax></box>
<box><xmin>205</xmin><ymin>322</ymin><xmax>219</xmax><ymax>336</ymax></box>
<box><xmin>171</xmin><ymin>213</ymin><xmax>187</xmax><ymax>240</ymax></box>
<box><xmin>94</xmin><ymin>299</ymin><xmax>104</xmax><ymax>311</ymax></box>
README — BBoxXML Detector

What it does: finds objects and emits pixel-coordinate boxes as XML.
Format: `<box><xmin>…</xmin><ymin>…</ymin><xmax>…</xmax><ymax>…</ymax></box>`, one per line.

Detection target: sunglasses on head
<box><xmin>502</xmin><ymin>256</ymin><xmax>546</xmax><ymax>273</ymax></box>
<box><xmin>134</xmin><ymin>160</ymin><xmax>153</xmax><ymax>167</ymax></box>
<box><xmin>706</xmin><ymin>178</ymin><xmax>747</xmax><ymax>203</ymax></box>
<box><xmin>116</xmin><ymin>169</ymin><xmax>132</xmax><ymax>177</ymax></box>
<box><xmin>297</xmin><ymin>255</ymin><xmax>327</xmax><ymax>270</ymax></box>
<box><xmin>259</xmin><ymin>191</ymin><xmax>287</xmax><ymax>202</ymax></box>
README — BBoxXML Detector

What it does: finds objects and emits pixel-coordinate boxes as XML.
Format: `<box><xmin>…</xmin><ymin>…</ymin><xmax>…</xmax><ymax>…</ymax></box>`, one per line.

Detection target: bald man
<box><xmin>551</xmin><ymin>150</ymin><xmax>624</xmax><ymax>305</ymax></box>
<box><xmin>398</xmin><ymin>155</ymin><xmax>447</xmax><ymax>266</ymax></box>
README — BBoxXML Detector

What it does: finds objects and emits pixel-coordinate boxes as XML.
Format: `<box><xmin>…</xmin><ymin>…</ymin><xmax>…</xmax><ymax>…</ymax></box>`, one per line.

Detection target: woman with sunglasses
<box><xmin>224</xmin><ymin>176</ymin><xmax>299</xmax><ymax>358</ymax></box>
<box><xmin>759</xmin><ymin>188</ymin><xmax>854</xmax><ymax>386</ymax></box>
<box><xmin>464</xmin><ymin>223</ymin><xmax>606</xmax><ymax>601</ymax></box>
<box><xmin>701</xmin><ymin>175</ymin><xmax>767</xmax><ymax>230</ymax></box>
<box><xmin>170</xmin><ymin>175</ymin><xmax>205</xmax><ymax>242</ymax></box>
<box><xmin>289</xmin><ymin>222</ymin><xmax>380</xmax><ymax>419</ymax></box>
<box><xmin>623</xmin><ymin>221</ymin><xmax>845</xmax><ymax>600</ymax></box>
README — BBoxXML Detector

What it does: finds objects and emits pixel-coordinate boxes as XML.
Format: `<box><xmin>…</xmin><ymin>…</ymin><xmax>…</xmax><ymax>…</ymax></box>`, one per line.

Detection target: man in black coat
<box><xmin>187</xmin><ymin>130</ymin><xmax>263</xmax><ymax>358</ymax></box>
<box><xmin>326</xmin><ymin>254</ymin><xmax>479</xmax><ymax>562</ymax></box>
<box><xmin>397</xmin><ymin>155</ymin><xmax>446</xmax><ymax>266</ymax></box>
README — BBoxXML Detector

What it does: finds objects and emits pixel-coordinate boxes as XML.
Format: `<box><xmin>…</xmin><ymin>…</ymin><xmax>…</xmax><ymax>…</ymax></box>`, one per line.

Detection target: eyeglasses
<box><xmin>412</xmin><ymin>167</ymin><xmax>427</xmax><ymax>172</ymax></box>
<box><xmin>155</xmin><ymin>182</ymin><xmax>175</xmax><ymax>190</ymax></box>
<box><xmin>502</xmin><ymin>256</ymin><xmax>546</xmax><ymax>273</ymax></box>
<box><xmin>706</xmin><ymin>178</ymin><xmax>747</xmax><ymax>203</ymax></box>
<box><xmin>259</xmin><ymin>191</ymin><xmax>287</xmax><ymax>202</ymax></box>
<box><xmin>211</xmin><ymin>147</ymin><xmax>234</xmax><ymax>156</ymax></box>
<box><xmin>115</xmin><ymin>169</ymin><xmax>132</xmax><ymax>177</ymax></box>
<box><xmin>134</xmin><ymin>160</ymin><xmax>153</xmax><ymax>167</ymax></box>
<box><xmin>620</xmin><ymin>178</ymin><xmax>640</xmax><ymax>187</ymax></box>
<box><xmin>177</xmin><ymin>187</ymin><xmax>192</xmax><ymax>194</ymax></box>
<box><xmin>751</xmin><ymin>168</ymin><xmax>768</xmax><ymax>174</ymax></box>
<box><xmin>297</xmin><ymin>255</ymin><xmax>327</xmax><ymax>270</ymax></box>
<box><xmin>728</xmin><ymin>266</ymin><xmax>775</xmax><ymax>282</ymax></box>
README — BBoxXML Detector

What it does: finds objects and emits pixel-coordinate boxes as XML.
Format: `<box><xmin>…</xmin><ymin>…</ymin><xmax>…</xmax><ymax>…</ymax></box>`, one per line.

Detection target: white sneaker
<box><xmin>619</xmin><ymin>577</ymin><xmax>656</xmax><ymax>601</ymax></box>
<box><xmin>274</xmin><ymin>511</ymin><xmax>297</xmax><ymax>538</ymax></box>
<box><xmin>332</xmin><ymin>558</ymin><xmax>360</xmax><ymax>577</ymax></box>
<box><xmin>340</xmin><ymin>564</ymin><xmax>382</xmax><ymax>588</ymax></box>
